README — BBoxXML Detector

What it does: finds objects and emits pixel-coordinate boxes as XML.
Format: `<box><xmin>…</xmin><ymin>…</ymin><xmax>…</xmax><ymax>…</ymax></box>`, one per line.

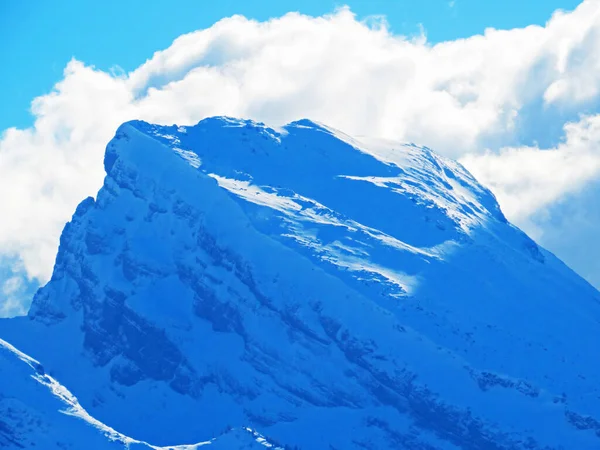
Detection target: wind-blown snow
<box><xmin>1</xmin><ymin>117</ymin><xmax>600</xmax><ymax>449</ymax></box>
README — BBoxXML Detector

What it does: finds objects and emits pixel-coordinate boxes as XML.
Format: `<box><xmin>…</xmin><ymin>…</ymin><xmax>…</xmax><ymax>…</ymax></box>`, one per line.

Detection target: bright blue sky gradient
<box><xmin>0</xmin><ymin>0</ymin><xmax>581</xmax><ymax>130</ymax></box>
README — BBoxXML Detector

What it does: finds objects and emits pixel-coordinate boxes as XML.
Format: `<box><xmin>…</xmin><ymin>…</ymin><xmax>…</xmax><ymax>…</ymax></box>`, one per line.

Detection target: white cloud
<box><xmin>2</xmin><ymin>2</ymin><xmax>600</xmax><ymax>314</ymax></box>
<box><xmin>0</xmin><ymin>290</ymin><xmax>27</xmax><ymax>318</ymax></box>
<box><xmin>0</xmin><ymin>259</ymin><xmax>35</xmax><ymax>317</ymax></box>
<box><xmin>461</xmin><ymin>114</ymin><xmax>600</xmax><ymax>220</ymax></box>
<box><xmin>523</xmin><ymin>179</ymin><xmax>600</xmax><ymax>285</ymax></box>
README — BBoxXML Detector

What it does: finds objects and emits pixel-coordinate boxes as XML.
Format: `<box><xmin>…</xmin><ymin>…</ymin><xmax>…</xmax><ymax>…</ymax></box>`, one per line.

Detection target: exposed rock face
<box><xmin>2</xmin><ymin>118</ymin><xmax>600</xmax><ymax>449</ymax></box>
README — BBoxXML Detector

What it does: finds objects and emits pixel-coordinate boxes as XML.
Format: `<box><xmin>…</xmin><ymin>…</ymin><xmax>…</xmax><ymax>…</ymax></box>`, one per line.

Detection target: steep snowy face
<box><xmin>0</xmin><ymin>337</ymin><xmax>282</xmax><ymax>450</ymax></box>
<box><xmin>0</xmin><ymin>337</ymin><xmax>162</xmax><ymax>450</ymax></box>
<box><xmin>0</xmin><ymin>338</ymin><xmax>124</xmax><ymax>450</ymax></box>
<box><xmin>3</xmin><ymin>118</ymin><xmax>600</xmax><ymax>449</ymax></box>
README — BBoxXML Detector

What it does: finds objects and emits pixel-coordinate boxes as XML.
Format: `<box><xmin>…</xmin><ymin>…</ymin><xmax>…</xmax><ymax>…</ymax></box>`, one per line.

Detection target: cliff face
<box><xmin>2</xmin><ymin>117</ymin><xmax>600</xmax><ymax>449</ymax></box>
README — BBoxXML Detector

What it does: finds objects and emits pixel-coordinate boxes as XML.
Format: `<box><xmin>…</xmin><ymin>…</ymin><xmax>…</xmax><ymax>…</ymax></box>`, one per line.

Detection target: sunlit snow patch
<box><xmin>208</xmin><ymin>174</ymin><xmax>436</xmax><ymax>257</ymax></box>
<box><xmin>174</xmin><ymin>148</ymin><xmax>202</xmax><ymax>169</ymax></box>
<box><xmin>209</xmin><ymin>174</ymin><xmax>302</xmax><ymax>213</ymax></box>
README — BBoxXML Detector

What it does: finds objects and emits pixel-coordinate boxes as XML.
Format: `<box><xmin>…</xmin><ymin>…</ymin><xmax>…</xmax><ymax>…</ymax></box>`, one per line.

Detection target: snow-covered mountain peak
<box><xmin>2</xmin><ymin>117</ymin><xmax>600</xmax><ymax>449</ymax></box>
<box><xmin>128</xmin><ymin>116</ymin><xmax>507</xmax><ymax>232</ymax></box>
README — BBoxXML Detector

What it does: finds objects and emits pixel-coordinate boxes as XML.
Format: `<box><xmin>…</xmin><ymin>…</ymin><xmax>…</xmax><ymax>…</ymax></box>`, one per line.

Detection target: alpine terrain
<box><xmin>1</xmin><ymin>117</ymin><xmax>599</xmax><ymax>449</ymax></box>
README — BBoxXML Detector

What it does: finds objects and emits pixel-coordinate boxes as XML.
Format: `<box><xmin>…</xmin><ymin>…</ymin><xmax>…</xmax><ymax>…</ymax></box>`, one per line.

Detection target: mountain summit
<box><xmin>2</xmin><ymin>117</ymin><xmax>600</xmax><ymax>449</ymax></box>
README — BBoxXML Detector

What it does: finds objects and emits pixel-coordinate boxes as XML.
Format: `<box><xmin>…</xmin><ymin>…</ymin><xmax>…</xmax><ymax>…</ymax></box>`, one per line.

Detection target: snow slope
<box><xmin>2</xmin><ymin>117</ymin><xmax>600</xmax><ymax>449</ymax></box>
<box><xmin>0</xmin><ymin>337</ymin><xmax>127</xmax><ymax>450</ymax></box>
<box><xmin>0</xmin><ymin>337</ymin><xmax>282</xmax><ymax>449</ymax></box>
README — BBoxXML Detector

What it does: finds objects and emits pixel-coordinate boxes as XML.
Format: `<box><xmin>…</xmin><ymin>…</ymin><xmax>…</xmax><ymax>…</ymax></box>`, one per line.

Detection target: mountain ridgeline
<box><xmin>1</xmin><ymin>117</ymin><xmax>600</xmax><ymax>449</ymax></box>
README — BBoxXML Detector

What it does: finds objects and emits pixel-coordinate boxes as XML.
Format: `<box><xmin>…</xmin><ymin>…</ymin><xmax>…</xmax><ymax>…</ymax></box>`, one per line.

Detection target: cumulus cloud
<box><xmin>0</xmin><ymin>258</ymin><xmax>37</xmax><ymax>317</ymax></box>
<box><xmin>2</xmin><ymin>2</ymin><xmax>600</xmax><ymax>314</ymax></box>
<box><xmin>1</xmin><ymin>277</ymin><xmax>25</xmax><ymax>317</ymax></box>
<box><xmin>461</xmin><ymin>114</ymin><xmax>600</xmax><ymax>220</ymax></box>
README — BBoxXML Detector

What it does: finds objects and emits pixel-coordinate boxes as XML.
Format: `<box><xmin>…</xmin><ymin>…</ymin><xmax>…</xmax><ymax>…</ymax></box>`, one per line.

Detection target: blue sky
<box><xmin>0</xmin><ymin>0</ymin><xmax>581</xmax><ymax>130</ymax></box>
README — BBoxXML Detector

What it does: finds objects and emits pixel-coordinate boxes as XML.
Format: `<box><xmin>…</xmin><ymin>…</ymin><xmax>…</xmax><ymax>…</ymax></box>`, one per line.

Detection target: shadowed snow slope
<box><xmin>0</xmin><ymin>337</ymin><xmax>280</xmax><ymax>449</ymax></box>
<box><xmin>1</xmin><ymin>117</ymin><xmax>600</xmax><ymax>449</ymax></box>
